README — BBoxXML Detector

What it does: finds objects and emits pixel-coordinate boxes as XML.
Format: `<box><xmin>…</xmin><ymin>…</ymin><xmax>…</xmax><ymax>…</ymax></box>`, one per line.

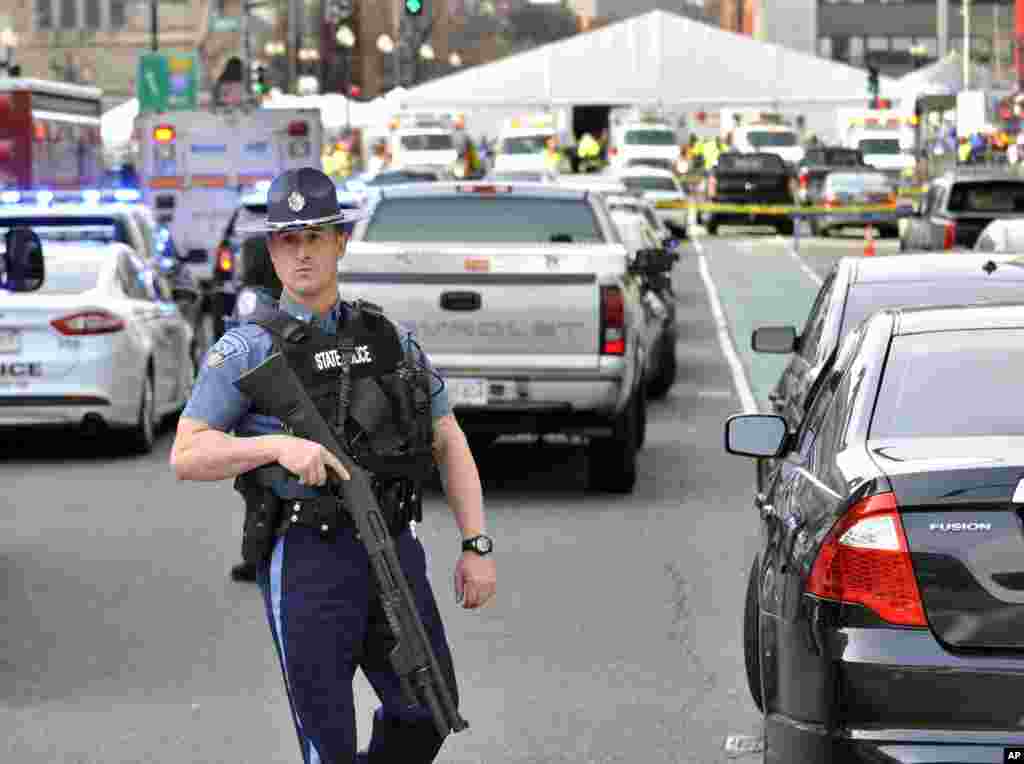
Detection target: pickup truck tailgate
<box><xmin>340</xmin><ymin>243</ymin><xmax>624</xmax><ymax>364</ymax></box>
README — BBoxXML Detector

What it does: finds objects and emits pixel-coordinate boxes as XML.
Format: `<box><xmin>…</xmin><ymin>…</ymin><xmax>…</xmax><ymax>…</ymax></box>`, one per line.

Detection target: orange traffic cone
<box><xmin>863</xmin><ymin>225</ymin><xmax>876</xmax><ymax>257</ymax></box>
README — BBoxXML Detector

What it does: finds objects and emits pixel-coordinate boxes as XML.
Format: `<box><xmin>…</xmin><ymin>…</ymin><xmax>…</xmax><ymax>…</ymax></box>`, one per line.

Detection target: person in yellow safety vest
<box><xmin>958</xmin><ymin>137</ymin><xmax>972</xmax><ymax>164</ymax></box>
<box><xmin>702</xmin><ymin>137</ymin><xmax>721</xmax><ymax>172</ymax></box>
<box><xmin>543</xmin><ymin>136</ymin><xmax>565</xmax><ymax>173</ymax></box>
<box><xmin>333</xmin><ymin>142</ymin><xmax>353</xmax><ymax>180</ymax></box>
<box><xmin>577</xmin><ymin>132</ymin><xmax>602</xmax><ymax>172</ymax></box>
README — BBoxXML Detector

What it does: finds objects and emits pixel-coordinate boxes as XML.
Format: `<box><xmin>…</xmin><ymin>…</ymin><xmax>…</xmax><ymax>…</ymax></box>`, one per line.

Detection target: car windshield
<box><xmin>747</xmin><ymin>131</ymin><xmax>798</xmax><ymax>148</ymax></box>
<box><xmin>624</xmin><ymin>129</ymin><xmax>676</xmax><ymax>146</ymax></box>
<box><xmin>0</xmin><ymin>216</ymin><xmax>126</xmax><ymax>244</ymax></box>
<box><xmin>33</xmin><ymin>255</ymin><xmax>104</xmax><ymax>295</ymax></box>
<box><xmin>840</xmin><ymin>280</ymin><xmax>1024</xmax><ymax>340</ymax></box>
<box><xmin>948</xmin><ymin>182</ymin><xmax>1024</xmax><ymax>213</ymax></box>
<box><xmin>871</xmin><ymin>328</ymin><xmax>1024</xmax><ymax>439</ymax></box>
<box><xmin>501</xmin><ymin>135</ymin><xmax>551</xmax><ymax>155</ymax></box>
<box><xmin>399</xmin><ymin>134</ymin><xmax>453</xmax><ymax>151</ymax></box>
<box><xmin>367</xmin><ymin>172</ymin><xmax>439</xmax><ymax>186</ymax></box>
<box><xmin>820</xmin><ymin>150</ymin><xmax>863</xmax><ymax>166</ymax></box>
<box><xmin>363</xmin><ymin>197</ymin><xmax>604</xmax><ymax>243</ymax></box>
<box><xmin>827</xmin><ymin>173</ymin><xmax>891</xmax><ymax>193</ymax></box>
<box><xmin>622</xmin><ymin>176</ymin><xmax>677</xmax><ymax>192</ymax></box>
<box><xmin>858</xmin><ymin>138</ymin><xmax>901</xmax><ymax>155</ymax></box>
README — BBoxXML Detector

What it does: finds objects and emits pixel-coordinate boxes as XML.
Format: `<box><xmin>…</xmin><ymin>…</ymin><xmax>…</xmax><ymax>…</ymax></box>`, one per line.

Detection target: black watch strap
<box><xmin>462</xmin><ymin>534</ymin><xmax>494</xmax><ymax>555</ymax></box>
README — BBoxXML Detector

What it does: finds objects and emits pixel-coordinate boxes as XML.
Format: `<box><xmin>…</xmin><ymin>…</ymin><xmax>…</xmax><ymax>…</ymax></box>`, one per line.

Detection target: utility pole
<box><xmin>288</xmin><ymin>0</ymin><xmax>299</xmax><ymax>95</ymax></box>
<box><xmin>963</xmin><ymin>0</ymin><xmax>971</xmax><ymax>90</ymax></box>
<box><xmin>150</xmin><ymin>0</ymin><xmax>159</xmax><ymax>51</ymax></box>
<box><xmin>938</xmin><ymin>0</ymin><xmax>949</xmax><ymax>60</ymax></box>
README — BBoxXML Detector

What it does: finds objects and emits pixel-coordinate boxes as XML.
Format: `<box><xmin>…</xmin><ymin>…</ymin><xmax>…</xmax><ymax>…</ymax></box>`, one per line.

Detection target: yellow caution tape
<box><xmin>654</xmin><ymin>200</ymin><xmax>914</xmax><ymax>215</ymax></box>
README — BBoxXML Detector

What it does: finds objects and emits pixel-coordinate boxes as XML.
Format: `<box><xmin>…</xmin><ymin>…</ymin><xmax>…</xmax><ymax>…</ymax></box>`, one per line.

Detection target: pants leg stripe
<box><xmin>262</xmin><ymin>536</ymin><xmax>324</xmax><ymax>764</ymax></box>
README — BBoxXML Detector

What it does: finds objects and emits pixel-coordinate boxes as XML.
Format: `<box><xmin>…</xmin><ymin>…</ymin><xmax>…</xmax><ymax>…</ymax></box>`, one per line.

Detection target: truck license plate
<box><xmin>447</xmin><ymin>378</ymin><xmax>488</xmax><ymax>407</ymax></box>
<box><xmin>0</xmin><ymin>330</ymin><xmax>20</xmax><ymax>354</ymax></box>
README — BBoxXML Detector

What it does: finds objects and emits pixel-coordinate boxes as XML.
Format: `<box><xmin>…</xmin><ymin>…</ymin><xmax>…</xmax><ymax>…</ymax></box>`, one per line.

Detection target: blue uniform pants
<box><xmin>258</xmin><ymin>524</ymin><xmax>459</xmax><ymax>764</ymax></box>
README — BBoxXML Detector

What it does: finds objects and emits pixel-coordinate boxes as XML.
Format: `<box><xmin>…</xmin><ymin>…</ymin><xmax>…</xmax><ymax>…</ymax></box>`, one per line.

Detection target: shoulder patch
<box><xmin>206</xmin><ymin>331</ymin><xmax>251</xmax><ymax>368</ymax></box>
<box><xmin>236</xmin><ymin>290</ymin><xmax>259</xmax><ymax>317</ymax></box>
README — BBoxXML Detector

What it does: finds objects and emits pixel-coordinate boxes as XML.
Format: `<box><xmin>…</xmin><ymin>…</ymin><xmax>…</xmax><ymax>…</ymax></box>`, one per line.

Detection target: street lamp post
<box><xmin>963</xmin><ymin>0</ymin><xmax>972</xmax><ymax>90</ymax></box>
<box><xmin>448</xmin><ymin>51</ymin><xmax>463</xmax><ymax>69</ymax></box>
<box><xmin>336</xmin><ymin>24</ymin><xmax>356</xmax><ymax>129</ymax></box>
<box><xmin>418</xmin><ymin>43</ymin><xmax>435</xmax><ymax>84</ymax></box>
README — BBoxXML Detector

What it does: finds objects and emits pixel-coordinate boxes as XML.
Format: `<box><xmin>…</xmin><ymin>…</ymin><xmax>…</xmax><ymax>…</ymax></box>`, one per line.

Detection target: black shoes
<box><xmin>230</xmin><ymin>561</ymin><xmax>259</xmax><ymax>582</ymax></box>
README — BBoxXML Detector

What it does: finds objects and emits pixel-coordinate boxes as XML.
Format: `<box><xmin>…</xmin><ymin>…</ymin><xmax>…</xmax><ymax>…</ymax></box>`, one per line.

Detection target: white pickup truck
<box><xmin>344</xmin><ymin>182</ymin><xmax>670</xmax><ymax>493</ymax></box>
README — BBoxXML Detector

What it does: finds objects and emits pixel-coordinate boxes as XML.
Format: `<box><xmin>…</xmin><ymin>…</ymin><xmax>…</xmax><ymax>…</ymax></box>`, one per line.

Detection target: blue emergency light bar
<box><xmin>0</xmin><ymin>189</ymin><xmax>142</xmax><ymax>206</ymax></box>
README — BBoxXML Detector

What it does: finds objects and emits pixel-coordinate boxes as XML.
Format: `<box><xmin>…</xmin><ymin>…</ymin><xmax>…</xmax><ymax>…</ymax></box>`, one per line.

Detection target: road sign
<box><xmin>210</xmin><ymin>16</ymin><xmax>242</xmax><ymax>32</ymax></box>
<box><xmin>137</xmin><ymin>52</ymin><xmax>200</xmax><ymax>113</ymax></box>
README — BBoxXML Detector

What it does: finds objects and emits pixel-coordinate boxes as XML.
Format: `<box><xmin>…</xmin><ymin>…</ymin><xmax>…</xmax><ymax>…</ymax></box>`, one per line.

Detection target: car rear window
<box><xmin>871</xmin><ymin>328</ymin><xmax>1024</xmax><ymax>439</ymax></box>
<box><xmin>501</xmin><ymin>135</ymin><xmax>549</xmax><ymax>155</ymax></box>
<box><xmin>948</xmin><ymin>182</ymin><xmax>1024</xmax><ymax>213</ymax></box>
<box><xmin>0</xmin><ymin>216</ymin><xmax>127</xmax><ymax>244</ymax></box>
<box><xmin>717</xmin><ymin>154</ymin><xmax>786</xmax><ymax>173</ymax></box>
<box><xmin>858</xmin><ymin>138</ymin><xmax>901</xmax><ymax>155</ymax></box>
<box><xmin>363</xmin><ymin>197</ymin><xmax>604</xmax><ymax>243</ymax></box>
<box><xmin>624</xmin><ymin>129</ymin><xmax>676</xmax><ymax>146</ymax></box>
<box><xmin>367</xmin><ymin>172</ymin><xmax>439</xmax><ymax>185</ymax></box>
<box><xmin>622</xmin><ymin>176</ymin><xmax>677</xmax><ymax>192</ymax></box>
<box><xmin>823</xmin><ymin>149</ymin><xmax>863</xmax><ymax>165</ymax></box>
<box><xmin>746</xmin><ymin>131</ymin><xmax>798</xmax><ymax>148</ymax></box>
<box><xmin>399</xmin><ymin>134</ymin><xmax>453</xmax><ymax>151</ymax></box>
<box><xmin>827</xmin><ymin>173</ymin><xmax>891</xmax><ymax>192</ymax></box>
<box><xmin>35</xmin><ymin>256</ymin><xmax>104</xmax><ymax>295</ymax></box>
<box><xmin>840</xmin><ymin>280</ymin><xmax>1024</xmax><ymax>341</ymax></box>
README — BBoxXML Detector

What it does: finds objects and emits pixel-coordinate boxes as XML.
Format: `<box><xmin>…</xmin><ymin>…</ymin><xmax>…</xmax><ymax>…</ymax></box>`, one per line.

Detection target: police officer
<box><xmin>170</xmin><ymin>167</ymin><xmax>497</xmax><ymax>763</ymax></box>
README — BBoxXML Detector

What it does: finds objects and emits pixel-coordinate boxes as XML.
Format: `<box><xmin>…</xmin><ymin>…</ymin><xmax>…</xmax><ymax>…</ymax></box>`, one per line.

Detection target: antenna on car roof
<box><xmin>982</xmin><ymin>260</ymin><xmax>998</xmax><ymax>275</ymax></box>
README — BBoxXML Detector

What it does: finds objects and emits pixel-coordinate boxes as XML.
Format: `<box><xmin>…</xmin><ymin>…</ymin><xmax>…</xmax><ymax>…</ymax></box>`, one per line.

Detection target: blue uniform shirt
<box><xmin>183</xmin><ymin>290</ymin><xmax>450</xmax><ymax>499</ymax></box>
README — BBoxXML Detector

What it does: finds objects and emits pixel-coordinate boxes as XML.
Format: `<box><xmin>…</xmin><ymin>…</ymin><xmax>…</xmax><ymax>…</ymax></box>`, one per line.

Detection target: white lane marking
<box><xmin>691</xmin><ymin>236</ymin><xmax>760</xmax><ymax>415</ymax></box>
<box><xmin>776</xmin><ymin>234</ymin><xmax>823</xmax><ymax>287</ymax></box>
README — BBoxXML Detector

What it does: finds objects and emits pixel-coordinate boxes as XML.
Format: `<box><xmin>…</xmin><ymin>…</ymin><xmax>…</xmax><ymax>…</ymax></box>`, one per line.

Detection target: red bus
<box><xmin>0</xmin><ymin>78</ymin><xmax>104</xmax><ymax>190</ymax></box>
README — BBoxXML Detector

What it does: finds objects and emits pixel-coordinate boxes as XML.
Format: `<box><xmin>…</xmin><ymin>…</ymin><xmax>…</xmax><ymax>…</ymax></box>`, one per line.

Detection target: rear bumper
<box><xmin>767</xmin><ymin>713</ymin><xmax>1024</xmax><ymax>764</ymax></box>
<box><xmin>0</xmin><ymin>393</ymin><xmax>115</xmax><ymax>427</ymax></box>
<box><xmin>814</xmin><ymin>211</ymin><xmax>902</xmax><ymax>229</ymax></box>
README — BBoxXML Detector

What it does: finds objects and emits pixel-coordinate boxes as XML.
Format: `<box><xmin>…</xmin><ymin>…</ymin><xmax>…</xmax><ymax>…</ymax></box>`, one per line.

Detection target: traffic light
<box><xmin>252</xmin><ymin>63</ymin><xmax>268</xmax><ymax>96</ymax></box>
<box><xmin>404</xmin><ymin>0</ymin><xmax>423</xmax><ymax>15</ymax></box>
<box><xmin>349</xmin><ymin>84</ymin><xmax>362</xmax><ymax>98</ymax></box>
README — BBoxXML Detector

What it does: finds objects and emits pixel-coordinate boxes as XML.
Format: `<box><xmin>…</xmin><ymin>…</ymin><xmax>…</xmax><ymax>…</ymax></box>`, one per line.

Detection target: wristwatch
<box><xmin>462</xmin><ymin>534</ymin><xmax>494</xmax><ymax>556</ymax></box>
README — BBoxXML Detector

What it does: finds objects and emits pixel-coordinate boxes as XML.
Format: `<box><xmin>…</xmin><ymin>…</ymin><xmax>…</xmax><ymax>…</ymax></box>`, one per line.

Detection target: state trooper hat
<box><xmin>240</xmin><ymin>167</ymin><xmax>366</xmax><ymax>234</ymax></box>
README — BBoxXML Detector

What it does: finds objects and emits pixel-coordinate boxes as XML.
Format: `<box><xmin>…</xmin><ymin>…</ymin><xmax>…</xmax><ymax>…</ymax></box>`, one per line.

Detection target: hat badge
<box><xmin>288</xmin><ymin>191</ymin><xmax>306</xmax><ymax>213</ymax></box>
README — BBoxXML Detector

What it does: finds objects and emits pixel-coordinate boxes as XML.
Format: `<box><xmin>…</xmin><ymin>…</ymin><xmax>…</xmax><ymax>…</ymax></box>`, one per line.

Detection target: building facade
<box><xmin>817</xmin><ymin>0</ymin><xmax>1016</xmax><ymax>78</ymax></box>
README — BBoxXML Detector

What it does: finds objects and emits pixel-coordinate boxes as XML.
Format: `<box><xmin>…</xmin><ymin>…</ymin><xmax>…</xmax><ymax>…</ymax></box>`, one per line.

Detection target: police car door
<box><xmin>120</xmin><ymin>254</ymin><xmax>173</xmax><ymax>405</ymax></box>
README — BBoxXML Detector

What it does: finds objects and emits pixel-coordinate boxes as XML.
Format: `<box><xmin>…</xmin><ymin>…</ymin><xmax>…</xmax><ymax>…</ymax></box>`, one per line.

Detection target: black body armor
<box><xmin>234</xmin><ymin>300</ymin><xmax>436</xmax><ymax>564</ymax></box>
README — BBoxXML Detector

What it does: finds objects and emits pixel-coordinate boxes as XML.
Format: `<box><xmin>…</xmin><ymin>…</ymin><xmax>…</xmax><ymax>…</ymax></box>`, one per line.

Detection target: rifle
<box><xmin>234</xmin><ymin>352</ymin><xmax>469</xmax><ymax>739</ymax></box>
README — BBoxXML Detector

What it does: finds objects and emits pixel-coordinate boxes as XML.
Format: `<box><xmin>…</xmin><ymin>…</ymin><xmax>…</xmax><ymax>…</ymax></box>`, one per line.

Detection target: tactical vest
<box><xmin>247</xmin><ymin>300</ymin><xmax>436</xmax><ymax>514</ymax></box>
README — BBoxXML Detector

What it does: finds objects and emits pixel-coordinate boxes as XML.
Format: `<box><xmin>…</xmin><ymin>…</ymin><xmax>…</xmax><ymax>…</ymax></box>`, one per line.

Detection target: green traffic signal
<box><xmin>405</xmin><ymin>0</ymin><xmax>423</xmax><ymax>14</ymax></box>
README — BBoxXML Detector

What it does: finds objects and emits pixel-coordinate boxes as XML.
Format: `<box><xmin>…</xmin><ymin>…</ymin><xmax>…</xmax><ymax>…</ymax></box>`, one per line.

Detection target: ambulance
<box><xmin>387</xmin><ymin>111</ymin><xmax>462</xmax><ymax>173</ymax></box>
<box><xmin>608</xmin><ymin>108</ymin><xmax>680</xmax><ymax>174</ymax></box>
<box><xmin>837</xmin><ymin>108</ymin><xmax>917</xmax><ymax>183</ymax></box>
<box><xmin>723</xmin><ymin>111</ymin><xmax>804</xmax><ymax>168</ymax></box>
<box><xmin>492</xmin><ymin>113</ymin><xmax>558</xmax><ymax>174</ymax></box>
<box><xmin>135</xmin><ymin>106</ymin><xmax>323</xmax><ymax>289</ymax></box>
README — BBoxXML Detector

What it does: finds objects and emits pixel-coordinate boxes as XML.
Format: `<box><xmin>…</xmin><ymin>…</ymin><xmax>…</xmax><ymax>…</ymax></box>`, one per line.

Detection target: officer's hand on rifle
<box><xmin>276</xmin><ymin>436</ymin><xmax>351</xmax><ymax>486</ymax></box>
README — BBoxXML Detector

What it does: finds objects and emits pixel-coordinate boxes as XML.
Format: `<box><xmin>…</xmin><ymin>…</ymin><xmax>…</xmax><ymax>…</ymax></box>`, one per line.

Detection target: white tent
<box><xmin>892</xmin><ymin>52</ymin><xmax>1010</xmax><ymax>107</ymax></box>
<box><xmin>263</xmin><ymin>87</ymin><xmax>411</xmax><ymax>132</ymax></box>
<box><xmin>101</xmin><ymin>97</ymin><xmax>139</xmax><ymax>152</ymax></box>
<box><xmin>395</xmin><ymin>10</ymin><xmax>899</xmax><ymax>143</ymax></box>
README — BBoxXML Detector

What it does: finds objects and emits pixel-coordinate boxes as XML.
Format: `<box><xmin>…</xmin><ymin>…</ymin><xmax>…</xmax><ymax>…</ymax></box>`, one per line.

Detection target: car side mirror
<box><xmin>1</xmin><ymin>227</ymin><xmax>45</xmax><ymax>292</ymax></box>
<box><xmin>724</xmin><ymin>414</ymin><xmax>790</xmax><ymax>458</ymax></box>
<box><xmin>183</xmin><ymin>248</ymin><xmax>209</xmax><ymax>264</ymax></box>
<box><xmin>752</xmin><ymin>326</ymin><xmax>798</xmax><ymax>354</ymax></box>
<box><xmin>631</xmin><ymin>247</ymin><xmax>673</xmax><ymax>274</ymax></box>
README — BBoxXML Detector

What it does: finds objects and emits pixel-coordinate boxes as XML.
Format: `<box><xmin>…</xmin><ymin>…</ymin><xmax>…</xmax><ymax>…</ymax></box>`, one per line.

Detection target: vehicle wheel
<box><xmin>776</xmin><ymin>219</ymin><xmax>795</xmax><ymax>237</ymax></box>
<box><xmin>192</xmin><ymin>311</ymin><xmax>216</xmax><ymax>372</ymax></box>
<box><xmin>744</xmin><ymin>557</ymin><xmax>764</xmax><ymax>712</ymax></box>
<box><xmin>126</xmin><ymin>370</ymin><xmax>157</xmax><ymax>455</ymax></box>
<box><xmin>808</xmin><ymin>218</ymin><xmax>820</xmax><ymax>237</ymax></box>
<box><xmin>882</xmin><ymin>225</ymin><xmax>900</xmax><ymax>239</ymax></box>
<box><xmin>704</xmin><ymin>217</ymin><xmax>719</xmax><ymax>236</ymax></box>
<box><xmin>635</xmin><ymin>384</ymin><xmax>648</xmax><ymax>451</ymax></box>
<box><xmin>647</xmin><ymin>329</ymin><xmax>678</xmax><ymax>400</ymax></box>
<box><xmin>587</xmin><ymin>392</ymin><xmax>640</xmax><ymax>494</ymax></box>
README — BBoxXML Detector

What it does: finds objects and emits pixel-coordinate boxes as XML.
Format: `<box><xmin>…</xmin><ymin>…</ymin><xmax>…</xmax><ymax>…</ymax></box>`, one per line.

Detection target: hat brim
<box><xmin>236</xmin><ymin>207</ymin><xmax>368</xmax><ymax>235</ymax></box>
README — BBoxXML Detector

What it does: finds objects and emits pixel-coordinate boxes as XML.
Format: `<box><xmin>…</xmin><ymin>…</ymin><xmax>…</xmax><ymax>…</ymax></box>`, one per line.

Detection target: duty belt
<box><xmin>276</xmin><ymin>495</ymin><xmax>408</xmax><ymax>539</ymax></box>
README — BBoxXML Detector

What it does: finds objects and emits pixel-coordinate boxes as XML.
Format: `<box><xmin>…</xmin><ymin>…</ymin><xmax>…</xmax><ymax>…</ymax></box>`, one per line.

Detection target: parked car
<box><xmin>728</xmin><ymin>300</ymin><xmax>1024</xmax><ymax>763</ymax></box>
<box><xmin>614</xmin><ymin>166</ymin><xmax>689</xmax><ymax>238</ymax></box>
<box><xmin>806</xmin><ymin>170</ymin><xmax>903</xmax><ymax>238</ymax></box>
<box><xmin>974</xmin><ymin>217</ymin><xmax>1024</xmax><ymax>253</ymax></box>
<box><xmin>702</xmin><ymin>152</ymin><xmax>796</xmax><ymax>236</ymax></box>
<box><xmin>900</xmin><ymin>169</ymin><xmax>1024</xmax><ymax>252</ymax></box>
<box><xmin>0</xmin><ymin>242</ymin><xmax>194</xmax><ymax>453</ymax></box>
<box><xmin>795</xmin><ymin>145</ymin><xmax>868</xmax><ymax>205</ymax></box>
<box><xmin>751</xmin><ymin>252</ymin><xmax>1024</xmax><ymax>492</ymax></box>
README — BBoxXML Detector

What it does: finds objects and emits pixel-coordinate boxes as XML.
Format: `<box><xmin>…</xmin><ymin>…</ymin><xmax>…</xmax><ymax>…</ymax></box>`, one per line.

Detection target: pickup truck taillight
<box><xmin>600</xmin><ymin>286</ymin><xmax>625</xmax><ymax>356</ymax></box>
<box><xmin>943</xmin><ymin>221</ymin><xmax>956</xmax><ymax>250</ymax></box>
<box><xmin>823</xmin><ymin>193</ymin><xmax>839</xmax><ymax>208</ymax></box>
<box><xmin>216</xmin><ymin>245</ymin><xmax>234</xmax><ymax>274</ymax></box>
<box><xmin>798</xmin><ymin>170</ymin><xmax>809</xmax><ymax>189</ymax></box>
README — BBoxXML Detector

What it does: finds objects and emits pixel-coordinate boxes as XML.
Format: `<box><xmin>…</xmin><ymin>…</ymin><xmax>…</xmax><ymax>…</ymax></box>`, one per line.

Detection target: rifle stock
<box><xmin>234</xmin><ymin>351</ymin><xmax>468</xmax><ymax>738</ymax></box>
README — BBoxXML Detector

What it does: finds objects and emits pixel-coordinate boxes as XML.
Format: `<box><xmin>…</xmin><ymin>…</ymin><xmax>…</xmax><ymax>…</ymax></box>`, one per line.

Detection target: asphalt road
<box><xmin>1</xmin><ymin>225</ymin><xmax>888</xmax><ymax>763</ymax></box>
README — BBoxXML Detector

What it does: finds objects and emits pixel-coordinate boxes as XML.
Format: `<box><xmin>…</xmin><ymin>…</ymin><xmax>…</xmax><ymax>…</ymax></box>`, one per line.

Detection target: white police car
<box><xmin>0</xmin><ymin>238</ymin><xmax>194</xmax><ymax>453</ymax></box>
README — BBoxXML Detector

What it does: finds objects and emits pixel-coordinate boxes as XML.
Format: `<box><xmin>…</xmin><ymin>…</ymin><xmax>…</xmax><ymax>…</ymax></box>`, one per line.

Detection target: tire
<box><xmin>808</xmin><ymin>218</ymin><xmax>820</xmax><ymax>237</ymax></box>
<box><xmin>881</xmin><ymin>225</ymin><xmax>900</xmax><ymax>239</ymax></box>
<box><xmin>646</xmin><ymin>329</ymin><xmax>678</xmax><ymax>400</ymax></box>
<box><xmin>126</xmin><ymin>370</ymin><xmax>157</xmax><ymax>455</ymax></box>
<box><xmin>192</xmin><ymin>310</ymin><xmax>216</xmax><ymax>372</ymax></box>
<box><xmin>705</xmin><ymin>219</ymin><xmax>719</xmax><ymax>236</ymax></box>
<box><xmin>635</xmin><ymin>384</ymin><xmax>648</xmax><ymax>451</ymax></box>
<box><xmin>744</xmin><ymin>557</ymin><xmax>764</xmax><ymax>712</ymax></box>
<box><xmin>776</xmin><ymin>219</ymin><xmax>795</xmax><ymax>237</ymax></box>
<box><xmin>587</xmin><ymin>392</ymin><xmax>640</xmax><ymax>494</ymax></box>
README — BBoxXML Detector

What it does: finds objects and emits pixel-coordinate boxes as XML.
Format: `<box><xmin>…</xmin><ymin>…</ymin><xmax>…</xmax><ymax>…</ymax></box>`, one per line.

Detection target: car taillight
<box><xmin>216</xmin><ymin>246</ymin><xmax>234</xmax><ymax>273</ymax></box>
<box><xmin>943</xmin><ymin>221</ymin><xmax>956</xmax><ymax>250</ymax></box>
<box><xmin>609</xmin><ymin>147</ymin><xmax>618</xmax><ymax>157</ymax></box>
<box><xmin>798</xmin><ymin>171</ymin><xmax>809</xmax><ymax>189</ymax></box>
<box><xmin>824</xmin><ymin>193</ymin><xmax>839</xmax><ymax>208</ymax></box>
<box><xmin>600</xmin><ymin>285</ymin><xmax>625</xmax><ymax>356</ymax></box>
<box><xmin>288</xmin><ymin>120</ymin><xmax>309</xmax><ymax>137</ymax></box>
<box><xmin>707</xmin><ymin>177</ymin><xmax>717</xmax><ymax>198</ymax></box>
<box><xmin>806</xmin><ymin>492</ymin><xmax>927</xmax><ymax>627</ymax></box>
<box><xmin>51</xmin><ymin>310</ymin><xmax>125</xmax><ymax>336</ymax></box>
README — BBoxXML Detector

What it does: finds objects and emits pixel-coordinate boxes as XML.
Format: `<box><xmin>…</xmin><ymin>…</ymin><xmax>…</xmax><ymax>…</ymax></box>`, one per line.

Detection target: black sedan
<box><xmin>727</xmin><ymin>301</ymin><xmax>1024</xmax><ymax>763</ymax></box>
<box><xmin>752</xmin><ymin>252</ymin><xmax>1024</xmax><ymax>492</ymax></box>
